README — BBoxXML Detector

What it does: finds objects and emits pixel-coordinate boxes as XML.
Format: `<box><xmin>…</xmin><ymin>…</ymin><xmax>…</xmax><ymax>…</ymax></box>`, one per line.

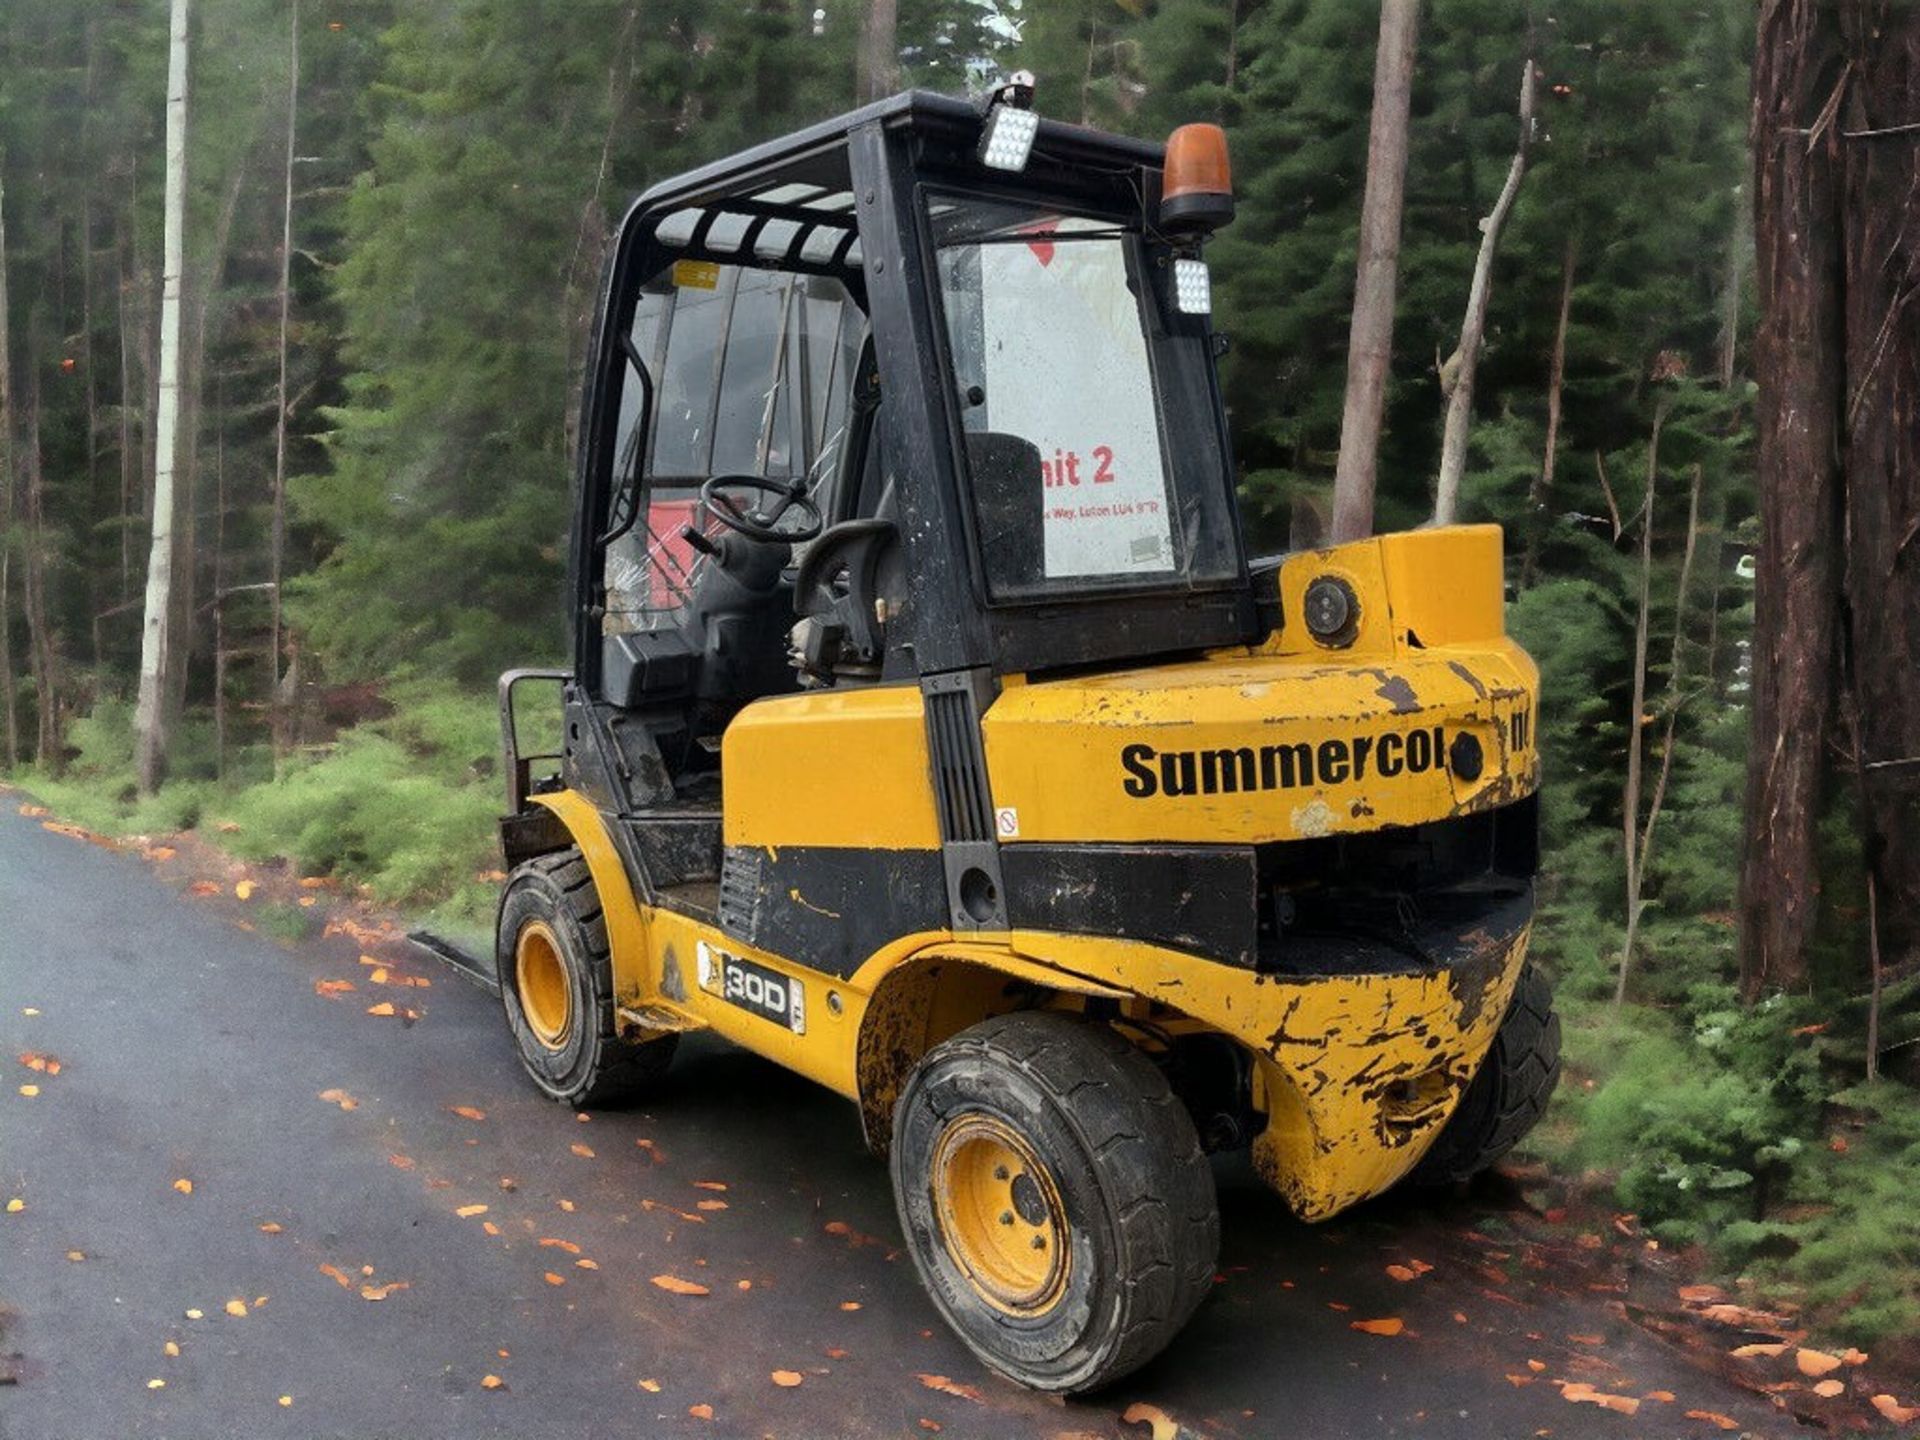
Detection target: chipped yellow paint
<box><xmin>998</xmin><ymin>926</ymin><xmax>1530</xmax><ymax>1221</ymax></box>
<box><xmin>981</xmin><ymin>526</ymin><xmax>1537</xmax><ymax>846</ymax></box>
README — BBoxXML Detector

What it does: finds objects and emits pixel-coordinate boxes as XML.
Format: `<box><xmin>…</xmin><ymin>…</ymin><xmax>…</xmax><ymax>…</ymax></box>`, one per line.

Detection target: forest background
<box><xmin>0</xmin><ymin>0</ymin><xmax>1914</xmax><ymax>1353</ymax></box>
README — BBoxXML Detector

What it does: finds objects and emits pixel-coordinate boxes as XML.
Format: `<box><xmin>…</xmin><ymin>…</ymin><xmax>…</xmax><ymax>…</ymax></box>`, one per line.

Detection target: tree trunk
<box><xmin>1617</xmin><ymin>402</ymin><xmax>1666</xmax><ymax>1005</ymax></box>
<box><xmin>1433</xmin><ymin>59</ymin><xmax>1538</xmax><ymax>526</ymax></box>
<box><xmin>1835</xmin><ymin>1</ymin><xmax>1920</xmax><ymax>972</ymax></box>
<box><xmin>270</xmin><ymin>0</ymin><xmax>300</xmax><ymax>768</ymax></box>
<box><xmin>135</xmin><ymin>0</ymin><xmax>192</xmax><ymax>794</ymax></box>
<box><xmin>1739</xmin><ymin>0</ymin><xmax>1847</xmax><ymax>1000</ymax></box>
<box><xmin>20</xmin><ymin>381</ymin><xmax>58</xmax><ymax>770</ymax></box>
<box><xmin>1330</xmin><ymin>0</ymin><xmax>1420</xmax><ymax>545</ymax></box>
<box><xmin>116</xmin><ymin>215</ymin><xmax>136</xmax><ymax>605</ymax></box>
<box><xmin>1521</xmin><ymin>232</ymin><xmax>1577</xmax><ymax>585</ymax></box>
<box><xmin>0</xmin><ymin>154</ymin><xmax>17</xmax><ymax>770</ymax></box>
<box><xmin>855</xmin><ymin>0</ymin><xmax>899</xmax><ymax>104</ymax></box>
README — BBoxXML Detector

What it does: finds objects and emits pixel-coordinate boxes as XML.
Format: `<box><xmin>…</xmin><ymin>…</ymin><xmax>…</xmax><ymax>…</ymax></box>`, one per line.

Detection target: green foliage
<box><xmin>213</xmin><ymin>682</ymin><xmax>500</xmax><ymax>908</ymax></box>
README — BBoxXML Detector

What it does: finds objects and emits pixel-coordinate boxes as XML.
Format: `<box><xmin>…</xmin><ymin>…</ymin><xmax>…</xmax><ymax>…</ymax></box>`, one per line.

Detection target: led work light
<box><xmin>978</xmin><ymin>73</ymin><xmax>1039</xmax><ymax>173</ymax></box>
<box><xmin>1172</xmin><ymin>257</ymin><xmax>1212</xmax><ymax>315</ymax></box>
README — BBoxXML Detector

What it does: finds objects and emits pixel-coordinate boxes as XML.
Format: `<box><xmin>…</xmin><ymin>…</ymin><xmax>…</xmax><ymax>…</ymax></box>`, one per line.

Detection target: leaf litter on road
<box><xmin>650</xmin><ymin>1275</ymin><xmax>709</xmax><ymax>1296</ymax></box>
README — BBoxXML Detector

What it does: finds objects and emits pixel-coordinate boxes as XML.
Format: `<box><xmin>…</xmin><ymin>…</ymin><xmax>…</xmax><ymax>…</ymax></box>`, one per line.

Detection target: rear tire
<box><xmin>1409</xmin><ymin>962</ymin><xmax>1561</xmax><ymax>1185</ymax></box>
<box><xmin>890</xmin><ymin>1011</ymin><xmax>1219</xmax><ymax>1395</ymax></box>
<box><xmin>496</xmin><ymin>849</ymin><xmax>675</xmax><ymax>1106</ymax></box>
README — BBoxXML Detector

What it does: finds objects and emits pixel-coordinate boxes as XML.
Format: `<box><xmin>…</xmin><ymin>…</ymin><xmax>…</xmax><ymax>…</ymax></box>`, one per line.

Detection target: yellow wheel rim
<box><xmin>515</xmin><ymin>919</ymin><xmax>572</xmax><ymax>1051</ymax></box>
<box><xmin>931</xmin><ymin>1114</ymin><xmax>1070</xmax><ymax>1317</ymax></box>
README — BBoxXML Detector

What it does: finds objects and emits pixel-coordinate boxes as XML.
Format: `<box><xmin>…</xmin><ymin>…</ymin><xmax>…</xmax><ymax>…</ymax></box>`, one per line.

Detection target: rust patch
<box><xmin>1443</xmin><ymin>928</ymin><xmax>1509</xmax><ymax>1031</ymax></box>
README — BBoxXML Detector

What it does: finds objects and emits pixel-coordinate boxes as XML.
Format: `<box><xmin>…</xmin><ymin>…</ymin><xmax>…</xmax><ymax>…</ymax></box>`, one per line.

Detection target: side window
<box><xmin>601</xmin><ymin>265</ymin><xmax>868</xmax><ymax>636</ymax></box>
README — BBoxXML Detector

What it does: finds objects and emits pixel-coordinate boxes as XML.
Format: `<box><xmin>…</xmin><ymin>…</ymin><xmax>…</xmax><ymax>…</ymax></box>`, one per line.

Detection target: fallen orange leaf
<box><xmin>1120</xmin><ymin>1401</ymin><xmax>1178</xmax><ymax>1439</ymax></box>
<box><xmin>696</xmin><ymin>1199</ymin><xmax>728</xmax><ymax>1211</ymax></box>
<box><xmin>17</xmin><ymin>803</ymin><xmax>47</xmax><ymax>816</ymax></box>
<box><xmin>449</xmin><ymin>1106</ymin><xmax>486</xmax><ymax>1121</ymax></box>
<box><xmin>1812</xmin><ymin>1379</ymin><xmax>1844</xmax><ymax>1398</ymax></box>
<box><xmin>481</xmin><ymin>1375</ymin><xmax>505</xmax><ymax>1391</ymax></box>
<box><xmin>839</xmin><ymin>1301</ymin><xmax>862</xmax><ymax>1311</ymax></box>
<box><xmin>1643</xmin><ymin>1389</ymin><xmax>1675</xmax><ymax>1402</ymax></box>
<box><xmin>1677</xmin><ymin>1283</ymin><xmax>1724</xmax><ymax>1304</ymax></box>
<box><xmin>1526</xmin><ymin>1360</ymin><xmax>1546</xmax><ymax>1373</ymax></box>
<box><xmin>318</xmin><ymin>1263</ymin><xmax>353</xmax><ymax>1288</ymax></box>
<box><xmin>575</xmin><ymin>1258</ymin><xmax>599</xmax><ymax>1270</ymax></box>
<box><xmin>318</xmin><ymin>1088</ymin><xmax>359</xmax><ymax>1110</ymax></box>
<box><xmin>172</xmin><ymin>1178</ymin><xmax>193</xmax><ymax>1195</ymax></box>
<box><xmin>235</xmin><ymin>880</ymin><xmax>255</xmax><ymax>900</ymax></box>
<box><xmin>188</xmin><ymin>880</ymin><xmax>220</xmax><ymax>896</ymax></box>
<box><xmin>693</xmin><ymin>1180</ymin><xmax>728</xmax><ymax>1192</ymax></box>
<box><xmin>539</xmin><ymin>1238</ymin><xmax>581</xmax><ymax>1254</ymax></box>
<box><xmin>361</xmin><ymin>1282</ymin><xmax>409</xmax><ymax>1301</ymax></box>
<box><xmin>1795</xmin><ymin>1348</ymin><xmax>1842</xmax><ymax>1377</ymax></box>
<box><xmin>918</xmin><ymin>1422</ymin><xmax>941</xmax><ymax>1434</ymax></box>
<box><xmin>1351</xmin><ymin>1317</ymin><xmax>1404</xmax><ymax>1336</ymax></box>
<box><xmin>313</xmin><ymin>979</ymin><xmax>356</xmax><ymax>998</ymax></box>
<box><xmin>19</xmin><ymin>1083</ymin><xmax>38</xmax><ymax>1097</ymax></box>
<box><xmin>1567</xmin><ymin>1333</ymin><xmax>1604</xmax><ymax>1346</ymax></box>
<box><xmin>163</xmin><ymin>1340</ymin><xmax>179</xmax><ymax>1356</ymax></box>
<box><xmin>365</xmin><ymin>1002</ymin><xmax>396</xmax><ymax>1017</ymax></box>
<box><xmin>1731</xmin><ymin>1342</ymin><xmax>1788</xmax><ymax>1358</ymax></box>
<box><xmin>1685</xmin><ymin>1410</ymin><xmax>1740</xmax><ymax>1430</ymax></box>
<box><xmin>456</xmin><ymin>1204</ymin><xmax>489</xmax><ymax>1218</ymax></box>
<box><xmin>278</xmin><ymin>1396</ymin><xmax>292</xmax><ymax>1407</ymax></box>
<box><xmin>1385</xmin><ymin>1264</ymin><xmax>1421</xmax><ymax>1282</ymax></box>
<box><xmin>1872</xmin><ymin>1395</ymin><xmax>1920</xmax><ymax>1425</ymax></box>
<box><xmin>638</xmin><ymin>1379</ymin><xmax>661</xmax><ymax>1393</ymax></box>
<box><xmin>570</xmin><ymin>1143</ymin><xmax>595</xmax><ymax>1158</ymax></box>
<box><xmin>67</xmin><ymin>1249</ymin><xmax>85</xmax><ymax>1262</ymax></box>
<box><xmin>388</xmin><ymin>1154</ymin><xmax>414</xmax><ymax>1170</ymax></box>
<box><xmin>688</xmin><ymin>1403</ymin><xmax>713</xmax><ymax>1420</ymax></box>
<box><xmin>1841</xmin><ymin>1348</ymin><xmax>1869</xmax><ymax>1366</ymax></box>
<box><xmin>770</xmin><ymin>1370</ymin><xmax>803</xmax><ymax>1388</ymax></box>
<box><xmin>1560</xmin><ymin>1383</ymin><xmax>1639</xmax><ymax>1415</ymax></box>
<box><xmin>651</xmin><ymin>1275</ymin><xmax>709</xmax><ymax>1296</ymax></box>
<box><xmin>1505</xmin><ymin>1375</ymin><xmax>1534</xmax><ymax>1388</ymax></box>
<box><xmin>916</xmin><ymin>1374</ymin><xmax>984</xmax><ymax>1403</ymax></box>
<box><xmin>298</xmin><ymin>896</ymin><xmax>316</xmax><ymax>907</ymax></box>
<box><xmin>259</xmin><ymin>1222</ymin><xmax>284</xmax><ymax>1234</ymax></box>
<box><xmin>225</xmin><ymin>1299</ymin><xmax>248</xmax><ymax>1318</ymax></box>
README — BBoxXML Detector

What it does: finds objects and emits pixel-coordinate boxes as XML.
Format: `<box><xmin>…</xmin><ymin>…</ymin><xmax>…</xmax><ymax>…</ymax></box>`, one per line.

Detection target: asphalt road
<box><xmin>0</xmin><ymin>802</ymin><xmax>1806</xmax><ymax>1439</ymax></box>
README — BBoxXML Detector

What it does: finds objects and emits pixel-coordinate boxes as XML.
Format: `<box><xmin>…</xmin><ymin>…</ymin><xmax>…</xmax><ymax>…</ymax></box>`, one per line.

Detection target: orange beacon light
<box><xmin>1160</xmin><ymin>123</ymin><xmax>1235</xmax><ymax>235</ymax></box>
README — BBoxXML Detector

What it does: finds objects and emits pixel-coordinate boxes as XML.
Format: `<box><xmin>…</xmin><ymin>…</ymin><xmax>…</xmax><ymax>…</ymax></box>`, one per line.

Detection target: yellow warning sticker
<box><xmin>672</xmin><ymin>259</ymin><xmax>721</xmax><ymax>290</ymax></box>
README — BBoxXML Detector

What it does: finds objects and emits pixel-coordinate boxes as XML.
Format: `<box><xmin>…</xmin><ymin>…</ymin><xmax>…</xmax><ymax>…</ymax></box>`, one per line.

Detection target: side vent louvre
<box><xmin>717</xmin><ymin>846</ymin><xmax>764</xmax><ymax>942</ymax></box>
<box><xmin>925</xmin><ymin>686</ymin><xmax>993</xmax><ymax>844</ymax></box>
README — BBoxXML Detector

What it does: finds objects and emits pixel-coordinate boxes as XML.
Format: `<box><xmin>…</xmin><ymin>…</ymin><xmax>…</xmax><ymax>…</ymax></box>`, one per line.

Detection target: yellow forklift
<box><xmin>490</xmin><ymin>82</ymin><xmax>1558</xmax><ymax>1393</ymax></box>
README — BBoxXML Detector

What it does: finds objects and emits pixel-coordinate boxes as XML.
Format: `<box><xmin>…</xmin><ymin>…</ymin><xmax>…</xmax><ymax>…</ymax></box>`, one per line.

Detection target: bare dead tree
<box><xmin>1330</xmin><ymin>0</ymin><xmax>1420</xmax><ymax>544</ymax></box>
<box><xmin>1433</xmin><ymin>58</ymin><xmax>1538</xmax><ymax>526</ymax></box>
<box><xmin>269</xmin><ymin>0</ymin><xmax>300</xmax><ymax>768</ymax></box>
<box><xmin>0</xmin><ymin>152</ymin><xmax>17</xmax><ymax>770</ymax></box>
<box><xmin>1521</xmin><ymin>233</ymin><xmax>1577</xmax><ymax>584</ymax></box>
<box><xmin>855</xmin><ymin>0</ymin><xmax>899</xmax><ymax>105</ymax></box>
<box><xmin>1617</xmin><ymin>401</ymin><xmax>1668</xmax><ymax>1005</ymax></box>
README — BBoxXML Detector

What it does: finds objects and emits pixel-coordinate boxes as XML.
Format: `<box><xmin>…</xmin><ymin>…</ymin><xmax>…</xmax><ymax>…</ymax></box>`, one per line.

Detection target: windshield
<box><xmin>930</xmin><ymin>193</ymin><xmax>1240</xmax><ymax>602</ymax></box>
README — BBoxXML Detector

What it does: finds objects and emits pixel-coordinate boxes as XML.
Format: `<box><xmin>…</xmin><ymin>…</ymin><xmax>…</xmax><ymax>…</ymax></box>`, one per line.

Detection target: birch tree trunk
<box><xmin>1330</xmin><ymin>0</ymin><xmax>1420</xmax><ymax>545</ymax></box>
<box><xmin>1432</xmin><ymin>59</ymin><xmax>1537</xmax><ymax>526</ymax></box>
<box><xmin>135</xmin><ymin>0</ymin><xmax>191</xmax><ymax>795</ymax></box>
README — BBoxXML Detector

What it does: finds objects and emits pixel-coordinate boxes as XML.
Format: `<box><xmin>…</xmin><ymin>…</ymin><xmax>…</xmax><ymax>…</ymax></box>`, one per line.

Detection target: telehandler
<box><xmin>488</xmin><ymin>82</ymin><xmax>1559</xmax><ymax>1393</ymax></box>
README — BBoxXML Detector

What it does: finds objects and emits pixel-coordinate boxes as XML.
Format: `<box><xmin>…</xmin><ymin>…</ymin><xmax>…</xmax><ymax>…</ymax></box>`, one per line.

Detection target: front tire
<box><xmin>1409</xmin><ymin>962</ymin><xmax>1561</xmax><ymax>1185</ymax></box>
<box><xmin>890</xmin><ymin>1011</ymin><xmax>1219</xmax><ymax>1395</ymax></box>
<box><xmin>496</xmin><ymin>849</ymin><xmax>675</xmax><ymax>1106</ymax></box>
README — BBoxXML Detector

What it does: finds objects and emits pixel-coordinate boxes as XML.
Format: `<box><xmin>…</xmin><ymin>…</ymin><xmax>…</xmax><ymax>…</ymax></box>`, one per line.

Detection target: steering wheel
<box><xmin>698</xmin><ymin>474</ymin><xmax>824</xmax><ymax>545</ymax></box>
